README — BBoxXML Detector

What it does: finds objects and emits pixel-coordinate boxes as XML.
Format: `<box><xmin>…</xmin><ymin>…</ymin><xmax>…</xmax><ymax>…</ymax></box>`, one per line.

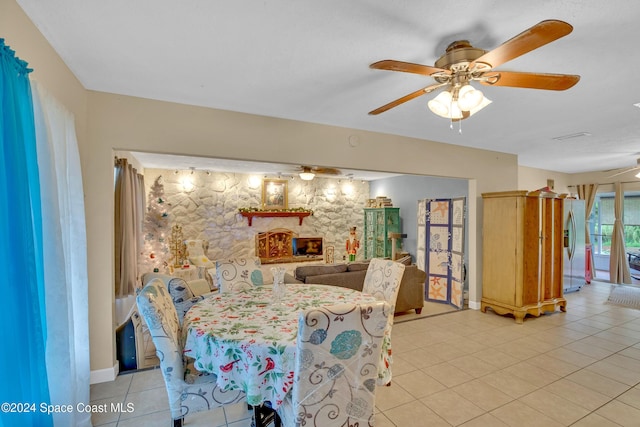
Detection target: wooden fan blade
<box><xmin>470</xmin><ymin>20</ymin><xmax>573</xmax><ymax>70</ymax></box>
<box><xmin>479</xmin><ymin>71</ymin><xmax>580</xmax><ymax>90</ymax></box>
<box><xmin>368</xmin><ymin>83</ymin><xmax>445</xmax><ymax>115</ymax></box>
<box><xmin>314</xmin><ymin>167</ymin><xmax>341</xmax><ymax>175</ymax></box>
<box><xmin>370</xmin><ymin>60</ymin><xmax>450</xmax><ymax>77</ymax></box>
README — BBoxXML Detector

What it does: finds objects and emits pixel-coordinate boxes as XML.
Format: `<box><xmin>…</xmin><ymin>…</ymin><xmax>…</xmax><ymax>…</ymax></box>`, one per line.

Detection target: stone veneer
<box><xmin>143</xmin><ymin>169</ymin><xmax>370</xmax><ymax>267</ymax></box>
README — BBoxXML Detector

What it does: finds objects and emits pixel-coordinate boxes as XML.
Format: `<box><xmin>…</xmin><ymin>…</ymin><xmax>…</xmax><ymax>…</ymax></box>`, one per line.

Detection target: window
<box><xmin>590</xmin><ymin>192</ymin><xmax>640</xmax><ymax>256</ymax></box>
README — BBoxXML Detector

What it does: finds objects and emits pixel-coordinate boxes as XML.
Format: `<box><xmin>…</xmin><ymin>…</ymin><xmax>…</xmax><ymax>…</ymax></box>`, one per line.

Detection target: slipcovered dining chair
<box><xmin>276</xmin><ymin>301</ymin><xmax>390</xmax><ymax>427</ymax></box>
<box><xmin>216</xmin><ymin>256</ymin><xmax>264</xmax><ymax>292</ymax></box>
<box><xmin>136</xmin><ymin>279</ymin><xmax>246</xmax><ymax>427</ymax></box>
<box><xmin>141</xmin><ymin>272</ymin><xmax>210</xmax><ymax>325</ymax></box>
<box><xmin>362</xmin><ymin>258</ymin><xmax>405</xmax><ymax>385</ymax></box>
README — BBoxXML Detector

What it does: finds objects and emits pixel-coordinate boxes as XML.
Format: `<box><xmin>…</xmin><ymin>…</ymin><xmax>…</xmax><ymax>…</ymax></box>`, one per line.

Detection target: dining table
<box><xmin>181</xmin><ymin>283</ymin><xmax>381</xmax><ymax>408</ymax></box>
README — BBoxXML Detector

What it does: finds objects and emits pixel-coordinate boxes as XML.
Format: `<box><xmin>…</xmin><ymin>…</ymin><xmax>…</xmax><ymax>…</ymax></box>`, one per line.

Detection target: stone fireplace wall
<box><xmin>142</xmin><ymin>168</ymin><xmax>370</xmax><ymax>268</ymax></box>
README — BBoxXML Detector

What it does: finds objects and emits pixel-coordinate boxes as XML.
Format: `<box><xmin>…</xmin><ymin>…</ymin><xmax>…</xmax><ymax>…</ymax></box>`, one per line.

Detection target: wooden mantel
<box><xmin>240</xmin><ymin>211</ymin><xmax>311</xmax><ymax>226</ymax></box>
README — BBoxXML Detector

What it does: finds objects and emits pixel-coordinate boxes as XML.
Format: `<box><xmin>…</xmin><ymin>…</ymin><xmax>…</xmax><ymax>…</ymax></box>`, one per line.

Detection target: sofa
<box><xmin>285</xmin><ymin>261</ymin><xmax>426</xmax><ymax>314</ymax></box>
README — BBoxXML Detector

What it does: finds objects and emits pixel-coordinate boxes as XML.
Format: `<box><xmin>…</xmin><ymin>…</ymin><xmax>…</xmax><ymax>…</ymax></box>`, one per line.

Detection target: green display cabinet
<box><xmin>363</xmin><ymin>207</ymin><xmax>401</xmax><ymax>259</ymax></box>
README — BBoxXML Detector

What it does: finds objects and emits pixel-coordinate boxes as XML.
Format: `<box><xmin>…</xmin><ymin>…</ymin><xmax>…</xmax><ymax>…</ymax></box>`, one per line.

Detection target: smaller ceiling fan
<box><xmin>368</xmin><ymin>19</ymin><xmax>580</xmax><ymax>121</ymax></box>
<box><xmin>295</xmin><ymin>166</ymin><xmax>341</xmax><ymax>180</ymax></box>
<box><xmin>605</xmin><ymin>158</ymin><xmax>640</xmax><ymax>178</ymax></box>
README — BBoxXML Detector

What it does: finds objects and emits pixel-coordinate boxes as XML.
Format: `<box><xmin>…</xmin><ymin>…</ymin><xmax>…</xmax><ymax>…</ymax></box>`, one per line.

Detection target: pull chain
<box><xmin>449</xmin><ymin>98</ymin><xmax>454</xmax><ymax>130</ymax></box>
<box><xmin>447</xmin><ymin>96</ymin><xmax>463</xmax><ymax>133</ymax></box>
<box><xmin>449</xmin><ymin>116</ymin><xmax>463</xmax><ymax>134</ymax></box>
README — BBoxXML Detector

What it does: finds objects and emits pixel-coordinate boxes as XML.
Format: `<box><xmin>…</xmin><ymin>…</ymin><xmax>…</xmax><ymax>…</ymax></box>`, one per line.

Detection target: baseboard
<box><xmin>90</xmin><ymin>363</ymin><xmax>119</xmax><ymax>384</ymax></box>
<box><xmin>468</xmin><ymin>300</ymin><xmax>481</xmax><ymax>310</ymax></box>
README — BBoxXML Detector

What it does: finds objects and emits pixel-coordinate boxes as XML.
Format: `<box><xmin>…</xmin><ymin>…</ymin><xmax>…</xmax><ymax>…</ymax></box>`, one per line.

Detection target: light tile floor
<box><xmin>91</xmin><ymin>280</ymin><xmax>640</xmax><ymax>426</ymax></box>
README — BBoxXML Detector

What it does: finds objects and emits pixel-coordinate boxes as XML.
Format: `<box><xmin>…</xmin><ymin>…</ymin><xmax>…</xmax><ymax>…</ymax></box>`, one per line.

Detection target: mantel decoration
<box><xmin>238</xmin><ymin>207</ymin><xmax>314</xmax><ymax>226</ymax></box>
<box><xmin>238</xmin><ymin>207</ymin><xmax>313</xmax><ymax>214</ymax></box>
<box><xmin>262</xmin><ymin>178</ymin><xmax>288</xmax><ymax>210</ymax></box>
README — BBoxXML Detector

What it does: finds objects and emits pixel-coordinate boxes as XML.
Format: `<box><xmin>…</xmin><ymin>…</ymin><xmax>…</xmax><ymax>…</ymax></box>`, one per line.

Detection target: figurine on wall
<box><xmin>346</xmin><ymin>226</ymin><xmax>360</xmax><ymax>261</ymax></box>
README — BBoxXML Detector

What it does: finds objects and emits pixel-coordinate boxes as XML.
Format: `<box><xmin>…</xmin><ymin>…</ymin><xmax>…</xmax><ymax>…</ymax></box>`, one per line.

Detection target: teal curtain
<box><xmin>0</xmin><ymin>39</ymin><xmax>52</xmax><ymax>426</ymax></box>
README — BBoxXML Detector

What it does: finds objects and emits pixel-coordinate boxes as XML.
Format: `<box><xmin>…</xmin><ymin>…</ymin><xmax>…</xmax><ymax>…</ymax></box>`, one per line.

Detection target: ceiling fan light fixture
<box><xmin>428</xmin><ymin>89</ymin><xmax>492</xmax><ymax>120</ymax></box>
<box><xmin>427</xmin><ymin>90</ymin><xmax>453</xmax><ymax>117</ymax></box>
<box><xmin>299</xmin><ymin>171</ymin><xmax>315</xmax><ymax>181</ymax></box>
<box><xmin>468</xmin><ymin>95</ymin><xmax>492</xmax><ymax>116</ymax></box>
<box><xmin>457</xmin><ymin>84</ymin><xmax>484</xmax><ymax>111</ymax></box>
<box><xmin>369</xmin><ymin>20</ymin><xmax>579</xmax><ymax>122</ymax></box>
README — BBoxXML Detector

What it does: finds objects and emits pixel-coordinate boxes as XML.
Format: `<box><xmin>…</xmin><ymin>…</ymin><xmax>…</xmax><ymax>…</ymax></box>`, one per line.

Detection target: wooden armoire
<box><xmin>481</xmin><ymin>190</ymin><xmax>566</xmax><ymax>323</ymax></box>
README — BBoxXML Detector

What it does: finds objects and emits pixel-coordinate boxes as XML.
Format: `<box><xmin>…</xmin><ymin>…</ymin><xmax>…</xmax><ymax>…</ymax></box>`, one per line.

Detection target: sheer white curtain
<box><xmin>609</xmin><ymin>181</ymin><xmax>631</xmax><ymax>284</ymax></box>
<box><xmin>32</xmin><ymin>82</ymin><xmax>91</xmax><ymax>427</ymax></box>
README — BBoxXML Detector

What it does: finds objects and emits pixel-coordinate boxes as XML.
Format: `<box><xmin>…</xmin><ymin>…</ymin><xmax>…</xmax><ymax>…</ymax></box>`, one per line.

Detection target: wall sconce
<box><xmin>324</xmin><ymin>185</ymin><xmax>337</xmax><ymax>201</ymax></box>
<box><xmin>181</xmin><ymin>176</ymin><xmax>195</xmax><ymax>193</ymax></box>
<box><xmin>248</xmin><ymin>175</ymin><xmax>262</xmax><ymax>189</ymax></box>
<box><xmin>342</xmin><ymin>182</ymin><xmax>354</xmax><ymax>197</ymax></box>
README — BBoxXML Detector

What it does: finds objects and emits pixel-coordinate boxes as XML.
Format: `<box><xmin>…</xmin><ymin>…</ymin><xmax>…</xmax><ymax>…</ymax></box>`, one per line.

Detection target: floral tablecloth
<box><xmin>182</xmin><ymin>284</ymin><xmax>377</xmax><ymax>408</ymax></box>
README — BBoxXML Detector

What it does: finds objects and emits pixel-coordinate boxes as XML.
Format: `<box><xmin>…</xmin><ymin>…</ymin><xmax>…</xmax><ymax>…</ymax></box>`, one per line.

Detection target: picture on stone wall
<box><xmin>262</xmin><ymin>179</ymin><xmax>288</xmax><ymax>210</ymax></box>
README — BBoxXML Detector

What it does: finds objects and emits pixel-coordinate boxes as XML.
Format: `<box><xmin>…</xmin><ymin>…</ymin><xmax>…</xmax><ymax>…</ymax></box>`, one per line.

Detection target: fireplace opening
<box><xmin>256</xmin><ymin>228</ymin><xmax>324</xmax><ymax>264</ymax></box>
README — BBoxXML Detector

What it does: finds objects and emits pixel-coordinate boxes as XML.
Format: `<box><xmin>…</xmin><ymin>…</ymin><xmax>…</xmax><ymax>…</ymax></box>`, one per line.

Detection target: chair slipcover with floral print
<box><xmin>137</xmin><ymin>279</ymin><xmax>246</xmax><ymax>427</ymax></box>
<box><xmin>277</xmin><ymin>301</ymin><xmax>389</xmax><ymax>427</ymax></box>
<box><xmin>142</xmin><ymin>272</ymin><xmax>208</xmax><ymax>325</ymax></box>
<box><xmin>362</xmin><ymin>258</ymin><xmax>405</xmax><ymax>385</ymax></box>
<box><xmin>215</xmin><ymin>257</ymin><xmax>264</xmax><ymax>292</ymax></box>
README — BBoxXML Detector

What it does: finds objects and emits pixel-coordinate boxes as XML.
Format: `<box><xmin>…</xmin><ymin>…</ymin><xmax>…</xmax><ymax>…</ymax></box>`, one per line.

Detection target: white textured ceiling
<box><xmin>16</xmin><ymin>0</ymin><xmax>640</xmax><ymax>175</ymax></box>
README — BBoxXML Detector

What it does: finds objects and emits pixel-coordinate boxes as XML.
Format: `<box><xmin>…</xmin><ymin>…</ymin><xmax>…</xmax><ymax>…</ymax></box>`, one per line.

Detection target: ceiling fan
<box><xmin>295</xmin><ymin>166</ymin><xmax>341</xmax><ymax>180</ymax></box>
<box><xmin>605</xmin><ymin>158</ymin><xmax>640</xmax><ymax>178</ymax></box>
<box><xmin>368</xmin><ymin>19</ymin><xmax>580</xmax><ymax>121</ymax></box>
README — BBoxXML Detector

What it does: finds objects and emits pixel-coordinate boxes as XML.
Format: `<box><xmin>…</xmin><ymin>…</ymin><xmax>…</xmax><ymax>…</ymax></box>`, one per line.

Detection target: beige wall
<box><xmin>518</xmin><ymin>165</ymin><xmax>572</xmax><ymax>195</ymax></box>
<box><xmin>8</xmin><ymin>0</ymin><xmax>526</xmax><ymax>380</ymax></box>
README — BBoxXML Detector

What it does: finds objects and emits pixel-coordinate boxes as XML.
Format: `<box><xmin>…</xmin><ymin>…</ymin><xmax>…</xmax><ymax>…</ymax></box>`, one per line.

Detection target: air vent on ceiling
<box><xmin>551</xmin><ymin>132</ymin><xmax>591</xmax><ymax>141</ymax></box>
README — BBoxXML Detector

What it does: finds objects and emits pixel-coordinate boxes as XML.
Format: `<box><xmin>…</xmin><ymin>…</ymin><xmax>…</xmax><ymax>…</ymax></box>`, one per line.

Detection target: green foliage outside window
<box><xmin>591</xmin><ymin>194</ymin><xmax>640</xmax><ymax>255</ymax></box>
